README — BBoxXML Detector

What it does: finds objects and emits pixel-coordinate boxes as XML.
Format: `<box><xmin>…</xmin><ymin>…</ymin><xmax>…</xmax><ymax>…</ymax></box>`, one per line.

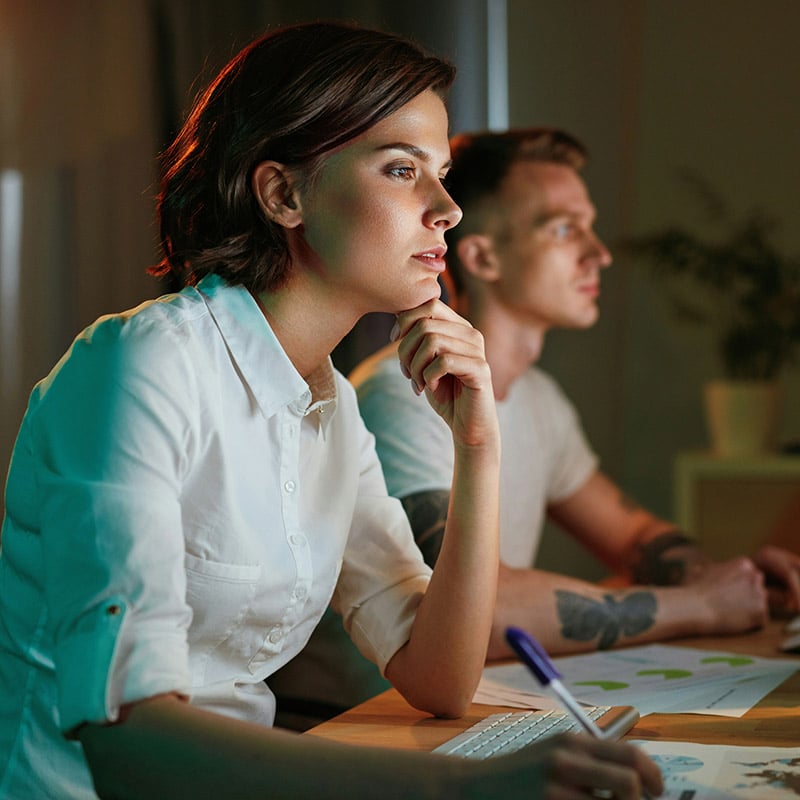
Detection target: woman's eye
<box><xmin>387</xmin><ymin>165</ymin><xmax>415</xmax><ymax>179</ymax></box>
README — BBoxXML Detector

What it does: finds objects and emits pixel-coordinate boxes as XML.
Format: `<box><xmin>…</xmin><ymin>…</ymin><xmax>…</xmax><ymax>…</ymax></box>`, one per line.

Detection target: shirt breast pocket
<box><xmin>184</xmin><ymin>552</ymin><xmax>262</xmax><ymax>665</ymax></box>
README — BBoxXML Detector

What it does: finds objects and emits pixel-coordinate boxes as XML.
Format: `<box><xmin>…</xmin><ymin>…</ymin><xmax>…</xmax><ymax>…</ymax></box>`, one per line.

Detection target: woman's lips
<box><xmin>413</xmin><ymin>246</ymin><xmax>447</xmax><ymax>272</ymax></box>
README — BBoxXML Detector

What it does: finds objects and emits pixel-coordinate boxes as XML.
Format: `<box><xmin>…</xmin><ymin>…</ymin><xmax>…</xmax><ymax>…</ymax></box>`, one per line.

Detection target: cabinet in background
<box><xmin>673</xmin><ymin>451</ymin><xmax>800</xmax><ymax>559</ymax></box>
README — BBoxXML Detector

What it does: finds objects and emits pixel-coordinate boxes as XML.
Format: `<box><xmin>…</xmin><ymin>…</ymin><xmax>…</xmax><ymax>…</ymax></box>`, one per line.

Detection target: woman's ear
<box><xmin>252</xmin><ymin>161</ymin><xmax>303</xmax><ymax>228</ymax></box>
<box><xmin>456</xmin><ymin>234</ymin><xmax>502</xmax><ymax>283</ymax></box>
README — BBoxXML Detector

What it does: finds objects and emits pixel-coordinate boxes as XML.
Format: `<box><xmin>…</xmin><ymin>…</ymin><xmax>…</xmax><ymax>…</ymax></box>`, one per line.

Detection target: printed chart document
<box><xmin>631</xmin><ymin>740</ymin><xmax>800</xmax><ymax>799</ymax></box>
<box><xmin>477</xmin><ymin>644</ymin><xmax>798</xmax><ymax>716</ymax></box>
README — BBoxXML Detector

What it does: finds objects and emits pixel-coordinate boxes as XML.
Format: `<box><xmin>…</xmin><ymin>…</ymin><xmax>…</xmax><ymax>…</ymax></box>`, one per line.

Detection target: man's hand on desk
<box><xmin>680</xmin><ymin>544</ymin><xmax>800</xmax><ymax>623</ymax></box>
<box><xmin>681</xmin><ymin>557</ymin><xmax>769</xmax><ymax>635</ymax></box>
<box><xmin>749</xmin><ymin>545</ymin><xmax>800</xmax><ymax>614</ymax></box>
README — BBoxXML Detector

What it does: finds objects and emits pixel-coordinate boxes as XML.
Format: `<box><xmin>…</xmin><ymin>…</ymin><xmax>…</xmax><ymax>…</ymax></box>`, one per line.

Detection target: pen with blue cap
<box><xmin>505</xmin><ymin>626</ymin><xmax>605</xmax><ymax>738</ymax></box>
<box><xmin>506</xmin><ymin>626</ymin><xmax>654</xmax><ymax>800</ymax></box>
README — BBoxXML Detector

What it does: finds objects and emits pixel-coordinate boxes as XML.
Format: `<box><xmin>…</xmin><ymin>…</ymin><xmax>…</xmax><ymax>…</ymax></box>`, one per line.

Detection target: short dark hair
<box><xmin>444</xmin><ymin>128</ymin><xmax>588</xmax><ymax>293</ymax></box>
<box><xmin>150</xmin><ymin>22</ymin><xmax>455</xmax><ymax>293</ymax></box>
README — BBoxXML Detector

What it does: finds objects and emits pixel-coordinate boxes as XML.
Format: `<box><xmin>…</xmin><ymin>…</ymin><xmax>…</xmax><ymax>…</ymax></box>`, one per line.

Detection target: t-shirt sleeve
<box><xmin>353</xmin><ymin>354</ymin><xmax>453</xmax><ymax>499</ymax></box>
<box><xmin>536</xmin><ymin>370</ymin><xmax>599</xmax><ymax>503</ymax></box>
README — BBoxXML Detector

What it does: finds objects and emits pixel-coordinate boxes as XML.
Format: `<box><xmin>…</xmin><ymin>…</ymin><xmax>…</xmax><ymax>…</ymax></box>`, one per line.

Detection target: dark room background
<box><xmin>2</xmin><ymin>0</ymin><xmax>799</xmax><ymax>577</ymax></box>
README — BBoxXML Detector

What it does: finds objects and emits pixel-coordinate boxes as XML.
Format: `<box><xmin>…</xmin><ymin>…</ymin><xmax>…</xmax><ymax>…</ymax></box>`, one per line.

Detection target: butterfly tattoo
<box><xmin>556</xmin><ymin>590</ymin><xmax>657</xmax><ymax>649</ymax></box>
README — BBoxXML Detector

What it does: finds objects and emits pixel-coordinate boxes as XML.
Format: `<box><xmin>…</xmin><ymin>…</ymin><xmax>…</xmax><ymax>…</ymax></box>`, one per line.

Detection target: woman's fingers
<box><xmin>392</xmin><ymin>298</ymin><xmax>469</xmax><ymax>341</ymax></box>
<box><xmin>561</xmin><ymin>736</ymin><xmax>664</xmax><ymax>799</ymax></box>
<box><xmin>393</xmin><ymin>300</ymin><xmax>487</xmax><ymax>395</ymax></box>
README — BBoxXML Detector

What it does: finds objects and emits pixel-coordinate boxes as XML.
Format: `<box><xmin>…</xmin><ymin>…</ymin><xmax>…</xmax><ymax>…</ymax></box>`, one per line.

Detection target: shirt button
<box><xmin>294</xmin><ymin>585</ymin><xmax>307</xmax><ymax>600</ymax></box>
<box><xmin>289</xmin><ymin>533</ymin><xmax>306</xmax><ymax>547</ymax></box>
<box><xmin>284</xmin><ymin>480</ymin><xmax>296</xmax><ymax>493</ymax></box>
<box><xmin>268</xmin><ymin>627</ymin><xmax>283</xmax><ymax>644</ymax></box>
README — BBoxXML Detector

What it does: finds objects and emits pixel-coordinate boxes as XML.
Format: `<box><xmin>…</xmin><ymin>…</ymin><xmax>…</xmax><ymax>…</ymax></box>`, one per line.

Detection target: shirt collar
<box><xmin>195</xmin><ymin>274</ymin><xmax>338</xmax><ymax>428</ymax></box>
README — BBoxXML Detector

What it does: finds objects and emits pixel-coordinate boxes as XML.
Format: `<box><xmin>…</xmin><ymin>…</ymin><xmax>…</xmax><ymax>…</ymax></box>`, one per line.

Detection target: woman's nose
<box><xmin>426</xmin><ymin>185</ymin><xmax>462</xmax><ymax>230</ymax></box>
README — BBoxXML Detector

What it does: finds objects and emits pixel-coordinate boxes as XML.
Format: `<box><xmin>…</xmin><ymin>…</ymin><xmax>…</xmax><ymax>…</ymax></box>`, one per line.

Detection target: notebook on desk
<box><xmin>433</xmin><ymin>704</ymin><xmax>640</xmax><ymax>760</ymax></box>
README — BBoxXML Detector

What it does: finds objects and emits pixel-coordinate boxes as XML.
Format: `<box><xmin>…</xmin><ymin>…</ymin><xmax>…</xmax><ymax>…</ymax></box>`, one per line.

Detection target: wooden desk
<box><xmin>306</xmin><ymin>620</ymin><xmax>800</xmax><ymax>751</ymax></box>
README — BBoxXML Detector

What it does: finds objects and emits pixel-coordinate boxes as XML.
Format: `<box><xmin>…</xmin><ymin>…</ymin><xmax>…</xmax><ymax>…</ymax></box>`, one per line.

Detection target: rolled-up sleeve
<box><xmin>31</xmin><ymin>312</ymin><xmax>197</xmax><ymax>732</ymax></box>
<box><xmin>330</xmin><ymin>395</ymin><xmax>431</xmax><ymax>674</ymax></box>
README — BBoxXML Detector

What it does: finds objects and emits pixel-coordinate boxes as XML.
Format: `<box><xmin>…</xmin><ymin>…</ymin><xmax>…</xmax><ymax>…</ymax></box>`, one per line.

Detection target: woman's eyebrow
<box><xmin>377</xmin><ymin>142</ymin><xmax>429</xmax><ymax>160</ymax></box>
<box><xmin>376</xmin><ymin>142</ymin><xmax>453</xmax><ymax>169</ymax></box>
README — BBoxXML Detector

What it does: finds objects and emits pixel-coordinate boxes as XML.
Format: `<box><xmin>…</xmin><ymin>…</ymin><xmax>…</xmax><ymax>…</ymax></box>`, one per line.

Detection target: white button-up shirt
<box><xmin>0</xmin><ymin>274</ymin><xmax>431</xmax><ymax>799</ymax></box>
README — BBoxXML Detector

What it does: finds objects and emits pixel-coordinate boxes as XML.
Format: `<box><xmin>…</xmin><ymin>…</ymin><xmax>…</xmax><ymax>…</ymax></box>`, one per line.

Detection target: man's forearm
<box><xmin>487</xmin><ymin>565</ymin><xmax>723</xmax><ymax>660</ymax></box>
<box><xmin>401</xmin><ymin>491</ymin><xmax>664</xmax><ymax>658</ymax></box>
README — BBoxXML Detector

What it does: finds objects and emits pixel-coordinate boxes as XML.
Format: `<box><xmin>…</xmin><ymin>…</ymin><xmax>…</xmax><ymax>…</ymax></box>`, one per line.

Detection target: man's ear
<box><xmin>252</xmin><ymin>161</ymin><xmax>303</xmax><ymax>228</ymax></box>
<box><xmin>456</xmin><ymin>234</ymin><xmax>501</xmax><ymax>283</ymax></box>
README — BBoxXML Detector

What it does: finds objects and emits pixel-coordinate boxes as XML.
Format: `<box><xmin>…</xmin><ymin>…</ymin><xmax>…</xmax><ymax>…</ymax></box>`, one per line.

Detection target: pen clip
<box><xmin>505</xmin><ymin>626</ymin><xmax>562</xmax><ymax>685</ymax></box>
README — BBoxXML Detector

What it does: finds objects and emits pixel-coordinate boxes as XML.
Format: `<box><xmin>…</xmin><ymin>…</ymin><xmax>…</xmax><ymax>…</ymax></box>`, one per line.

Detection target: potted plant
<box><xmin>625</xmin><ymin>170</ymin><xmax>800</xmax><ymax>455</ymax></box>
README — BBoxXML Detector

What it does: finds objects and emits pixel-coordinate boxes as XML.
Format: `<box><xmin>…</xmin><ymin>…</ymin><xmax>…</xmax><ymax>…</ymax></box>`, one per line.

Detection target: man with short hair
<box><xmin>350</xmin><ymin>127</ymin><xmax>800</xmax><ymax>660</ymax></box>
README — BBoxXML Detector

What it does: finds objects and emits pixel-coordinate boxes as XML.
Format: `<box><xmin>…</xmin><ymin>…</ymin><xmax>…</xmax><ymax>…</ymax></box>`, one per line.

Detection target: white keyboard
<box><xmin>433</xmin><ymin>706</ymin><xmax>637</xmax><ymax>759</ymax></box>
<box><xmin>781</xmin><ymin>615</ymin><xmax>800</xmax><ymax>652</ymax></box>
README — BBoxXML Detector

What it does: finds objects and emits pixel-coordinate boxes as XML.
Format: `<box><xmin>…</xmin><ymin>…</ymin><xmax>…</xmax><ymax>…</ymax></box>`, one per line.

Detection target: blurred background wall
<box><xmin>2</xmin><ymin>1</ymin><xmax>799</xmax><ymax>575</ymax></box>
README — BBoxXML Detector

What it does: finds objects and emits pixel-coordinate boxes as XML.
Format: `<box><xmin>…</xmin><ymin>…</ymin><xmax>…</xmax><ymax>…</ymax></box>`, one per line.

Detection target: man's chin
<box><xmin>562</xmin><ymin>311</ymin><xmax>599</xmax><ymax>330</ymax></box>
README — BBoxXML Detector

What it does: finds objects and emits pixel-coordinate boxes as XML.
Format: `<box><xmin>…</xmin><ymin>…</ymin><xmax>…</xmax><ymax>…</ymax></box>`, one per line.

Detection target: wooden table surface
<box><xmin>306</xmin><ymin>620</ymin><xmax>800</xmax><ymax>751</ymax></box>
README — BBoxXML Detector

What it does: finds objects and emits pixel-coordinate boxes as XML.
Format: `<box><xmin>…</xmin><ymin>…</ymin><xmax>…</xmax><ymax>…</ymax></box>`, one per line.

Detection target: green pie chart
<box><xmin>573</xmin><ymin>680</ymin><xmax>629</xmax><ymax>691</ymax></box>
<box><xmin>636</xmin><ymin>669</ymin><xmax>692</xmax><ymax>680</ymax></box>
<box><xmin>700</xmin><ymin>656</ymin><xmax>754</xmax><ymax>667</ymax></box>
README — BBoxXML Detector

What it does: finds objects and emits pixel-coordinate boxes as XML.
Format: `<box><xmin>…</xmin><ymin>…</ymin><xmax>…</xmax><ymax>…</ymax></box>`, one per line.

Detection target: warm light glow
<box><xmin>1</xmin><ymin>169</ymin><xmax>22</xmax><ymax>397</ymax></box>
<box><xmin>487</xmin><ymin>0</ymin><xmax>509</xmax><ymax>131</ymax></box>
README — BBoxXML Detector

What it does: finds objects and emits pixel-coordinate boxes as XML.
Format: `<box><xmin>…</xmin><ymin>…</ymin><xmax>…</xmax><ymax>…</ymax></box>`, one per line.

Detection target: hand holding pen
<box><xmin>506</xmin><ymin>626</ymin><xmax>661</xmax><ymax>799</ymax></box>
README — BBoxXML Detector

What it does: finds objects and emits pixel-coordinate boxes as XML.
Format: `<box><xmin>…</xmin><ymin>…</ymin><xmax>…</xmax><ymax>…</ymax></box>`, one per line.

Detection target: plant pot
<box><xmin>703</xmin><ymin>380</ymin><xmax>782</xmax><ymax>456</ymax></box>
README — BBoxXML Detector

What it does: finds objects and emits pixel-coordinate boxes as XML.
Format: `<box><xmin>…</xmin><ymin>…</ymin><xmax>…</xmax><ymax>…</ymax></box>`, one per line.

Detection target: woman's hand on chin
<box><xmin>391</xmin><ymin>299</ymin><xmax>499</xmax><ymax>450</ymax></box>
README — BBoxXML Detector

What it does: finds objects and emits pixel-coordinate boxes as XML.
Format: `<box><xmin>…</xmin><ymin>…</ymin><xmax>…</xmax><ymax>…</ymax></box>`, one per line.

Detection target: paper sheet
<box><xmin>473</xmin><ymin>675</ymin><xmax>561</xmax><ymax>709</ymax></box>
<box><xmin>631</xmin><ymin>740</ymin><xmax>800</xmax><ymax>799</ymax></box>
<box><xmin>478</xmin><ymin>644</ymin><xmax>798</xmax><ymax>717</ymax></box>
